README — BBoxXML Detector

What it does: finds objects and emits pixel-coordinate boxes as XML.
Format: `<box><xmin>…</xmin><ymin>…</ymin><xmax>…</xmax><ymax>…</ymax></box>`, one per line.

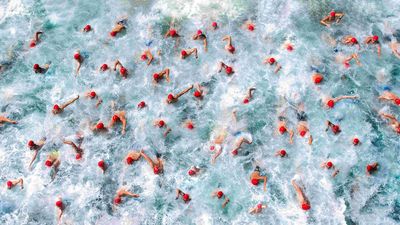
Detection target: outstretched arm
<box><xmin>274</xmin><ymin>63</ymin><xmax>282</xmax><ymax>73</ymax></box>
<box><xmin>320</xmin><ymin>17</ymin><xmax>330</xmax><ymax>27</ymax></box>
<box><xmin>0</xmin><ymin>117</ymin><xmax>17</xmax><ymax>124</ymax></box>
<box><xmin>203</xmin><ymin>38</ymin><xmax>208</xmax><ymax>52</ymax></box>
<box><xmin>28</xmin><ymin>150</ymin><xmax>39</xmax><ymax>170</ymax></box>
<box><xmin>222</xmin><ymin>35</ymin><xmax>232</xmax><ymax>46</ymax></box>
<box><xmin>335</xmin><ymin>95</ymin><xmax>358</xmax><ymax>102</ymax></box>
<box><xmin>222</xmin><ymin>197</ymin><xmax>230</xmax><ymax>208</ymax></box>
<box><xmin>61</xmin><ymin>95</ymin><xmax>79</xmax><ymax>109</ymax></box>
<box><xmin>113</xmin><ymin>60</ymin><xmax>122</xmax><ymax>70</ymax></box>
<box><xmin>34</xmin><ymin>31</ymin><xmax>43</xmax><ymax>42</ymax></box>
<box><xmin>175</xmin><ymin>85</ymin><xmax>194</xmax><ymax>98</ymax></box>
<box><xmin>140</xmin><ymin>152</ymin><xmax>155</xmax><ymax>168</ymax></box>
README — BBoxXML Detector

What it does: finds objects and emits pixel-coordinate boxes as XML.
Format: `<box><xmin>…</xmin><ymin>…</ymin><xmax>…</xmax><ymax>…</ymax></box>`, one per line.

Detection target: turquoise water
<box><xmin>0</xmin><ymin>0</ymin><xmax>399</xmax><ymax>224</ymax></box>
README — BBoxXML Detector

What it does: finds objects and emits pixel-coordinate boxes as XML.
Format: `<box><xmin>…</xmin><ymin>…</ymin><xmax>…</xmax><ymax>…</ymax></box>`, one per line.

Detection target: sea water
<box><xmin>0</xmin><ymin>0</ymin><xmax>399</xmax><ymax>224</ymax></box>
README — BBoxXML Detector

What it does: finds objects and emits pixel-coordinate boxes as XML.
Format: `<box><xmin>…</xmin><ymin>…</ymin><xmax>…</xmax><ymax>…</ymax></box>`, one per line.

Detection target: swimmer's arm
<box><xmin>96</xmin><ymin>98</ymin><xmax>103</xmax><ymax>108</ymax></box>
<box><xmin>34</xmin><ymin>31</ymin><xmax>43</xmax><ymax>42</ymax></box>
<box><xmin>126</xmin><ymin>191</ymin><xmax>139</xmax><ymax>198</ymax></box>
<box><xmin>320</xmin><ymin>17</ymin><xmax>330</xmax><ymax>27</ymax></box>
<box><xmin>18</xmin><ymin>178</ymin><xmax>24</xmax><ymax>189</ymax></box>
<box><xmin>140</xmin><ymin>152</ymin><xmax>155</xmax><ymax>168</ymax></box>
<box><xmin>76</xmin><ymin>61</ymin><xmax>81</xmax><ymax>74</ymax></box>
<box><xmin>203</xmin><ymin>38</ymin><xmax>208</xmax><ymax>52</ymax></box>
<box><xmin>176</xmin><ymin>85</ymin><xmax>194</xmax><ymax>98</ymax></box>
<box><xmin>289</xmin><ymin>130</ymin><xmax>294</xmax><ymax>144</ymax></box>
<box><xmin>165</xmin><ymin>68</ymin><xmax>170</xmax><ymax>82</ymax></box>
<box><xmin>335</xmin><ymin>95</ymin><xmax>358</xmax><ymax>102</ymax></box>
<box><xmin>377</xmin><ymin>45</ymin><xmax>381</xmax><ymax>57</ymax></box>
<box><xmin>308</xmin><ymin>135</ymin><xmax>313</xmax><ymax>145</ymax></box>
<box><xmin>218</xmin><ymin>62</ymin><xmax>224</xmax><ymax>72</ymax></box>
<box><xmin>332</xmin><ymin>169</ymin><xmax>340</xmax><ymax>177</ymax></box>
<box><xmin>249</xmin><ymin>207</ymin><xmax>256</xmax><ymax>214</ymax></box>
<box><xmin>113</xmin><ymin>60</ymin><xmax>121</xmax><ymax>71</ymax></box>
<box><xmin>211</xmin><ymin>147</ymin><xmax>222</xmax><ymax>164</ymax></box>
<box><xmin>222</xmin><ymin>197</ymin><xmax>230</xmax><ymax>208</ymax></box>
<box><xmin>61</xmin><ymin>95</ymin><xmax>79</xmax><ymax>109</ymax></box>
<box><xmin>121</xmin><ymin>119</ymin><xmax>126</xmax><ymax>135</ymax></box>
<box><xmin>57</xmin><ymin>208</ymin><xmax>63</xmax><ymax>223</ymax></box>
<box><xmin>147</xmin><ymin>51</ymin><xmax>154</xmax><ymax>65</ymax></box>
<box><xmin>274</xmin><ymin>63</ymin><xmax>282</xmax><ymax>73</ymax></box>
<box><xmin>336</xmin><ymin>13</ymin><xmax>344</xmax><ymax>23</ymax></box>
<box><xmin>28</xmin><ymin>150</ymin><xmax>39</xmax><ymax>170</ymax></box>
<box><xmin>163</xmin><ymin>127</ymin><xmax>171</xmax><ymax>137</ymax></box>
<box><xmin>263</xmin><ymin>176</ymin><xmax>267</xmax><ymax>192</ymax></box>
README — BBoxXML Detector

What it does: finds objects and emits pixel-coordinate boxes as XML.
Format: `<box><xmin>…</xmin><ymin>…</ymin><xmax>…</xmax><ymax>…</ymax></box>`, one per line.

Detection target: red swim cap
<box><xmin>141</xmin><ymin>54</ymin><xmax>147</xmax><ymax>60</ymax></box>
<box><xmin>188</xmin><ymin>169</ymin><xmax>196</xmax><ymax>176</ymax></box>
<box><xmin>181</xmin><ymin>50</ymin><xmax>188</xmax><ymax>57</ymax></box>
<box><xmin>225</xmin><ymin>66</ymin><xmax>233</xmax><ymax>74</ymax></box>
<box><xmin>183</xmin><ymin>194</ymin><xmax>190</xmax><ymax>201</ymax></box>
<box><xmin>313</xmin><ymin>74</ymin><xmax>323</xmax><ymax>84</ymax></box>
<box><xmin>394</xmin><ymin>98</ymin><xmax>400</xmax><ymax>105</ymax></box>
<box><xmin>279</xmin><ymin>126</ymin><xmax>287</xmax><ymax>134</ymax></box>
<box><xmin>217</xmin><ymin>191</ymin><xmax>224</xmax><ymax>198</ymax></box>
<box><xmin>101</xmin><ymin>64</ymin><xmax>108</xmax><ymax>71</ymax></box>
<box><xmin>194</xmin><ymin>91</ymin><xmax>202</xmax><ymax>98</ymax></box>
<box><xmin>56</xmin><ymin>200</ymin><xmax>63</xmax><ymax>208</ymax></box>
<box><xmin>210</xmin><ymin>146</ymin><xmax>215</xmax><ymax>151</ymax></box>
<box><xmin>96</xmin><ymin>122</ymin><xmax>104</xmax><ymax>130</ymax></box>
<box><xmin>257</xmin><ymin>203</ymin><xmax>263</xmax><ymax>209</ymax></box>
<box><xmin>126</xmin><ymin>156</ymin><xmax>134</xmax><ymax>165</ymax></box>
<box><xmin>53</xmin><ymin>104</ymin><xmax>60</xmax><ymax>111</ymax></box>
<box><xmin>228</xmin><ymin>45</ymin><xmax>235</xmax><ymax>53</ymax></box>
<box><xmin>366</xmin><ymin>164</ymin><xmax>373</xmax><ymax>172</ymax></box>
<box><xmin>243</xmin><ymin>98</ymin><xmax>249</xmax><ymax>104</ymax></box>
<box><xmin>33</xmin><ymin>64</ymin><xmax>40</xmax><ymax>70</ymax></box>
<box><xmin>110</xmin><ymin>31</ymin><xmax>117</xmax><ymax>37</ymax></box>
<box><xmin>372</xmin><ymin>35</ymin><xmax>379</xmax><ymax>41</ymax></box>
<box><xmin>28</xmin><ymin>140</ymin><xmax>35</xmax><ymax>147</ymax></box>
<box><xmin>153</xmin><ymin>73</ymin><xmax>160</xmax><ymax>80</ymax></box>
<box><xmin>169</xmin><ymin>29</ymin><xmax>177</xmax><ymax>37</ymax></box>
<box><xmin>344</xmin><ymin>61</ymin><xmax>350</xmax><ymax>68</ymax></box>
<box><xmin>351</xmin><ymin>37</ymin><xmax>357</xmax><ymax>44</ymax></box>
<box><xmin>353</xmin><ymin>138</ymin><xmax>360</xmax><ymax>145</ymax></box>
<box><xmin>114</xmin><ymin>197</ymin><xmax>122</xmax><ymax>204</ymax></box>
<box><xmin>326</xmin><ymin>161</ymin><xmax>333</xmax><ymax>168</ymax></box>
<box><xmin>167</xmin><ymin>94</ymin><xmax>174</xmax><ymax>100</ymax></box>
<box><xmin>327</xmin><ymin>100</ymin><xmax>335</xmax><ymax>108</ymax></box>
<box><xmin>74</xmin><ymin>53</ymin><xmax>81</xmax><ymax>60</ymax></box>
<box><xmin>98</xmin><ymin>160</ymin><xmax>105</xmax><ymax>168</ymax></box>
<box><xmin>232</xmin><ymin>149</ymin><xmax>238</xmax><ymax>155</ymax></box>
<box><xmin>84</xmin><ymin>24</ymin><xmax>91</xmax><ymax>32</ymax></box>
<box><xmin>30</xmin><ymin>41</ymin><xmax>36</xmax><ymax>48</ymax></box>
<box><xmin>212</xmin><ymin>22</ymin><xmax>218</xmax><ymax>28</ymax></box>
<box><xmin>45</xmin><ymin>160</ymin><xmax>53</xmax><ymax>167</ymax></box>
<box><xmin>120</xmin><ymin>67</ymin><xmax>127</xmax><ymax>75</ymax></box>
<box><xmin>153</xmin><ymin>166</ymin><xmax>160</xmax><ymax>174</ymax></box>
<box><xmin>90</xmin><ymin>91</ymin><xmax>96</xmax><ymax>98</ymax></box>
<box><xmin>287</xmin><ymin>45</ymin><xmax>294</xmax><ymax>51</ymax></box>
<box><xmin>269</xmin><ymin>57</ymin><xmax>276</xmax><ymax>64</ymax></box>
<box><xmin>302</xmin><ymin>203</ymin><xmax>311</xmax><ymax>210</ymax></box>
<box><xmin>158</xmin><ymin>120</ymin><xmax>165</xmax><ymax>127</ymax></box>
<box><xmin>7</xmin><ymin>181</ymin><xmax>12</xmax><ymax>189</ymax></box>
<box><xmin>300</xmin><ymin>130</ymin><xmax>306</xmax><ymax>137</ymax></box>
<box><xmin>332</xmin><ymin>125</ymin><xmax>340</xmax><ymax>134</ymax></box>
<box><xmin>251</xmin><ymin>178</ymin><xmax>259</xmax><ymax>185</ymax></box>
<box><xmin>247</xmin><ymin>24</ymin><xmax>255</xmax><ymax>31</ymax></box>
<box><xmin>112</xmin><ymin>115</ymin><xmax>119</xmax><ymax>122</ymax></box>
<box><xmin>187</xmin><ymin>123</ymin><xmax>194</xmax><ymax>130</ymax></box>
<box><xmin>330</xmin><ymin>11</ymin><xmax>336</xmax><ymax>17</ymax></box>
<box><xmin>138</xmin><ymin>101</ymin><xmax>146</xmax><ymax>108</ymax></box>
<box><xmin>197</xmin><ymin>30</ymin><xmax>203</xmax><ymax>35</ymax></box>
<box><xmin>280</xmin><ymin>149</ymin><xmax>286</xmax><ymax>156</ymax></box>
<box><xmin>76</xmin><ymin>153</ymin><xmax>82</xmax><ymax>160</ymax></box>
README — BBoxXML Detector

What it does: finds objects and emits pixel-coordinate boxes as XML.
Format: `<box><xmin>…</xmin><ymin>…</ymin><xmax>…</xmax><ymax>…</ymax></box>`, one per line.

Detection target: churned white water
<box><xmin>0</xmin><ymin>0</ymin><xmax>399</xmax><ymax>224</ymax></box>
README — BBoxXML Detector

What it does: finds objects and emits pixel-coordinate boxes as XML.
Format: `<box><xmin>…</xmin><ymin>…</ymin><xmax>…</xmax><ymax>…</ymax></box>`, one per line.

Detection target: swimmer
<box><xmin>45</xmin><ymin>152</ymin><xmax>61</xmax><ymax>180</ymax></box>
<box><xmin>192</xmin><ymin>30</ymin><xmax>208</xmax><ymax>51</ymax></box>
<box><xmin>343</xmin><ymin>53</ymin><xmax>361</xmax><ymax>67</ymax></box>
<box><xmin>249</xmin><ymin>166</ymin><xmax>268</xmax><ymax>192</ymax></box>
<box><xmin>294</xmin><ymin>103</ymin><xmax>313</xmax><ymax>145</ymax></box>
<box><xmin>6</xmin><ymin>178</ymin><xmax>23</xmax><ymax>189</ymax></box>
<box><xmin>125</xmin><ymin>150</ymin><xmax>142</xmax><ymax>165</ymax></box>
<box><xmin>175</xmin><ymin>189</ymin><xmax>191</xmax><ymax>203</ymax></box>
<box><xmin>33</xmin><ymin>63</ymin><xmax>50</xmax><ymax>74</ymax></box>
<box><xmin>98</xmin><ymin>160</ymin><xmax>106</xmax><ymax>174</ymax></box>
<box><xmin>263</xmin><ymin>57</ymin><xmax>282</xmax><ymax>73</ymax></box>
<box><xmin>320</xmin><ymin>10</ymin><xmax>344</xmax><ymax>27</ymax></box>
<box><xmin>85</xmin><ymin>91</ymin><xmax>102</xmax><ymax>108</ymax></box>
<box><xmin>364</xmin><ymin>35</ymin><xmax>381</xmax><ymax>57</ymax></box>
<box><xmin>312</xmin><ymin>73</ymin><xmax>324</xmax><ymax>84</ymax></box>
<box><xmin>108</xmin><ymin>111</ymin><xmax>127</xmax><ymax>135</ymax></box>
<box><xmin>276</xmin><ymin>110</ymin><xmax>294</xmax><ymax>144</ymax></box>
<box><xmin>379</xmin><ymin>112</ymin><xmax>400</xmax><ymax>134</ymax></box>
<box><xmin>27</xmin><ymin>138</ymin><xmax>46</xmax><ymax>170</ymax></box>
<box><xmin>242</xmin><ymin>20</ymin><xmax>255</xmax><ymax>31</ymax></box>
<box><xmin>389</xmin><ymin>40</ymin><xmax>400</xmax><ymax>59</ymax></box>
<box><xmin>341</xmin><ymin>35</ymin><xmax>360</xmax><ymax>49</ymax></box>
<box><xmin>211</xmin><ymin>21</ymin><xmax>218</xmax><ymax>30</ymax></box>
<box><xmin>140</xmin><ymin>49</ymin><xmax>154</xmax><ymax>65</ymax></box>
<box><xmin>188</xmin><ymin>166</ymin><xmax>200</xmax><ymax>176</ymax></box>
<box><xmin>82</xmin><ymin>24</ymin><xmax>92</xmax><ymax>32</ymax></box>
<box><xmin>283</xmin><ymin>41</ymin><xmax>294</xmax><ymax>52</ymax></box>
<box><xmin>218</xmin><ymin>61</ymin><xmax>234</xmax><ymax>75</ymax></box>
<box><xmin>243</xmin><ymin>87</ymin><xmax>256</xmax><ymax>104</ymax></box>
<box><xmin>211</xmin><ymin>133</ymin><xmax>225</xmax><ymax>164</ymax></box>
<box><xmin>166</xmin><ymin>85</ymin><xmax>194</xmax><ymax>104</ymax></box>
<box><xmin>184</xmin><ymin>120</ymin><xmax>195</xmax><ymax>130</ymax></box>
<box><xmin>291</xmin><ymin>178</ymin><xmax>311</xmax><ymax>211</ymax></box>
<box><xmin>113</xmin><ymin>187</ymin><xmax>139</xmax><ymax>205</ymax></box>
<box><xmin>153</xmin><ymin>119</ymin><xmax>172</xmax><ymax>137</ymax></box>
<box><xmin>193</xmin><ymin>83</ymin><xmax>203</xmax><ymax>99</ymax></box>
<box><xmin>222</xmin><ymin>35</ymin><xmax>235</xmax><ymax>54</ymax></box>
<box><xmin>113</xmin><ymin>60</ymin><xmax>128</xmax><ymax>78</ymax></box>
<box><xmin>110</xmin><ymin>18</ymin><xmax>127</xmax><ymax>37</ymax></box>
<box><xmin>323</xmin><ymin>95</ymin><xmax>358</xmax><ymax>109</ymax></box>
<box><xmin>137</xmin><ymin>101</ymin><xmax>146</xmax><ymax>109</ymax></box>
<box><xmin>73</xmin><ymin>50</ymin><xmax>83</xmax><ymax>74</ymax></box>
<box><xmin>275</xmin><ymin>149</ymin><xmax>288</xmax><ymax>157</ymax></box>
<box><xmin>249</xmin><ymin>203</ymin><xmax>267</xmax><ymax>214</ymax></box>
<box><xmin>180</xmin><ymin>48</ymin><xmax>198</xmax><ymax>59</ymax></box>
<box><xmin>211</xmin><ymin>189</ymin><xmax>230</xmax><ymax>208</ymax></box>
<box><xmin>231</xmin><ymin>136</ymin><xmax>252</xmax><ymax>156</ymax></box>
<box><xmin>0</xmin><ymin>116</ymin><xmax>17</xmax><ymax>125</ymax></box>
<box><xmin>152</xmin><ymin>68</ymin><xmax>170</xmax><ymax>84</ymax></box>
<box><xmin>99</xmin><ymin>63</ymin><xmax>109</xmax><ymax>72</ymax></box>
<box><xmin>325</xmin><ymin>120</ymin><xmax>341</xmax><ymax>135</ymax></box>
<box><xmin>141</xmin><ymin>151</ymin><xmax>164</xmax><ymax>175</ymax></box>
<box><xmin>353</xmin><ymin>137</ymin><xmax>361</xmax><ymax>145</ymax></box>
<box><xmin>164</xmin><ymin>24</ymin><xmax>180</xmax><ymax>38</ymax></box>
<box><xmin>52</xmin><ymin>95</ymin><xmax>79</xmax><ymax>115</ymax></box>
<box><xmin>321</xmin><ymin>161</ymin><xmax>340</xmax><ymax>177</ymax></box>
<box><xmin>378</xmin><ymin>91</ymin><xmax>400</xmax><ymax>106</ymax></box>
<box><xmin>63</xmin><ymin>140</ymin><xmax>83</xmax><ymax>160</ymax></box>
<box><xmin>366</xmin><ymin>162</ymin><xmax>379</xmax><ymax>176</ymax></box>
<box><xmin>55</xmin><ymin>197</ymin><xmax>64</xmax><ymax>223</ymax></box>
<box><xmin>29</xmin><ymin>31</ymin><xmax>43</xmax><ymax>48</ymax></box>
<box><xmin>90</xmin><ymin>121</ymin><xmax>108</xmax><ymax>132</ymax></box>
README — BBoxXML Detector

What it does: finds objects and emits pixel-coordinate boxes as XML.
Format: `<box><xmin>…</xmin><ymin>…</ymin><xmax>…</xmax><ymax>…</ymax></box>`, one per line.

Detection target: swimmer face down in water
<box><xmin>52</xmin><ymin>95</ymin><xmax>80</xmax><ymax>115</ymax></box>
<box><xmin>320</xmin><ymin>10</ymin><xmax>344</xmax><ymax>27</ymax></box>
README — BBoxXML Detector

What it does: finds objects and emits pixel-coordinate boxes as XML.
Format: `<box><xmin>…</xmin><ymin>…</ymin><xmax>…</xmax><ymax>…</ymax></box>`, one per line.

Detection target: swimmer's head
<box><xmin>326</xmin><ymin>161</ymin><xmax>333</xmax><ymax>168</ymax></box>
<box><xmin>329</xmin><ymin>11</ymin><xmax>336</xmax><ymax>18</ymax></box>
<box><xmin>96</xmin><ymin>122</ymin><xmax>105</xmax><ymax>130</ymax></box>
<box><xmin>181</xmin><ymin>50</ymin><xmax>188</xmax><ymax>57</ymax></box>
<box><xmin>114</xmin><ymin>197</ymin><xmax>122</xmax><ymax>204</ymax></box>
<box><xmin>33</xmin><ymin>64</ymin><xmax>40</xmax><ymax>70</ymax></box>
<box><xmin>45</xmin><ymin>160</ymin><xmax>53</xmax><ymax>167</ymax></box>
<box><xmin>101</xmin><ymin>64</ymin><xmax>108</xmax><ymax>71</ymax></box>
<box><xmin>228</xmin><ymin>45</ymin><xmax>235</xmax><ymax>53</ymax></box>
<box><xmin>141</xmin><ymin>54</ymin><xmax>147</xmax><ymax>60</ymax></box>
<box><xmin>6</xmin><ymin>181</ymin><xmax>12</xmax><ymax>189</ymax></box>
<box><xmin>257</xmin><ymin>203</ymin><xmax>262</xmax><ymax>209</ymax></box>
<box><xmin>84</xmin><ymin>25</ymin><xmax>91</xmax><ymax>32</ymax></box>
<box><xmin>197</xmin><ymin>30</ymin><xmax>203</xmax><ymax>35</ymax></box>
<box><xmin>251</xmin><ymin>178</ymin><xmax>259</xmax><ymax>185</ymax></box>
<box><xmin>153</xmin><ymin>166</ymin><xmax>160</xmax><ymax>174</ymax></box>
<box><xmin>300</xmin><ymin>130</ymin><xmax>306</xmax><ymax>137</ymax></box>
<box><xmin>366</xmin><ymin>164</ymin><xmax>373</xmax><ymax>172</ymax></box>
<box><xmin>126</xmin><ymin>156</ymin><xmax>134</xmax><ymax>165</ymax></box>
<box><xmin>167</xmin><ymin>94</ymin><xmax>174</xmax><ymax>101</ymax></box>
<box><xmin>75</xmin><ymin>153</ymin><xmax>81</xmax><ymax>160</ymax></box>
<box><xmin>187</xmin><ymin>123</ymin><xmax>194</xmax><ymax>130</ymax></box>
<box><xmin>394</xmin><ymin>98</ymin><xmax>400</xmax><ymax>105</ymax></box>
<box><xmin>28</xmin><ymin>140</ymin><xmax>35</xmax><ymax>148</ymax></box>
<box><xmin>243</xmin><ymin>98</ymin><xmax>249</xmax><ymax>104</ymax></box>
<box><xmin>169</xmin><ymin>29</ymin><xmax>177</xmax><ymax>37</ymax></box>
<box><xmin>194</xmin><ymin>91</ymin><xmax>202</xmax><ymax>98</ymax></box>
<box><xmin>188</xmin><ymin>169</ymin><xmax>196</xmax><ymax>176</ymax></box>
<box><xmin>372</xmin><ymin>35</ymin><xmax>379</xmax><ymax>42</ymax></box>
<box><xmin>332</xmin><ymin>125</ymin><xmax>340</xmax><ymax>134</ymax></box>
<box><xmin>112</xmin><ymin>115</ymin><xmax>119</xmax><ymax>122</ymax></box>
<box><xmin>232</xmin><ymin>149</ymin><xmax>238</xmax><ymax>155</ymax></box>
<box><xmin>280</xmin><ymin>149</ymin><xmax>286</xmax><ymax>157</ymax></box>
<box><xmin>138</xmin><ymin>101</ymin><xmax>146</xmax><ymax>108</ymax></box>
<box><xmin>153</xmin><ymin>73</ymin><xmax>160</xmax><ymax>81</ymax></box>
<box><xmin>351</xmin><ymin>37</ymin><xmax>357</xmax><ymax>44</ymax></box>
<box><xmin>313</xmin><ymin>74</ymin><xmax>323</xmax><ymax>84</ymax></box>
<box><xmin>56</xmin><ymin>200</ymin><xmax>63</xmax><ymax>208</ymax></box>
<box><xmin>120</xmin><ymin>67</ymin><xmax>127</xmax><ymax>76</ymax></box>
<box><xmin>97</xmin><ymin>160</ymin><xmax>105</xmax><ymax>168</ymax></box>
<box><xmin>212</xmin><ymin>22</ymin><xmax>218</xmax><ymax>28</ymax></box>
<box><xmin>247</xmin><ymin>24</ymin><xmax>255</xmax><ymax>31</ymax></box>
<box><xmin>353</xmin><ymin>138</ymin><xmax>360</xmax><ymax>145</ymax></box>
<box><xmin>217</xmin><ymin>191</ymin><xmax>224</xmax><ymax>199</ymax></box>
<box><xmin>110</xmin><ymin>31</ymin><xmax>117</xmax><ymax>37</ymax></box>
<box><xmin>327</xmin><ymin>100</ymin><xmax>334</xmax><ymax>108</ymax></box>
<box><xmin>279</xmin><ymin>126</ymin><xmax>287</xmax><ymax>134</ymax></box>
<box><xmin>89</xmin><ymin>91</ymin><xmax>96</xmax><ymax>98</ymax></box>
<box><xmin>30</xmin><ymin>41</ymin><xmax>36</xmax><ymax>48</ymax></box>
<box><xmin>74</xmin><ymin>53</ymin><xmax>81</xmax><ymax>60</ymax></box>
<box><xmin>269</xmin><ymin>57</ymin><xmax>276</xmax><ymax>64</ymax></box>
<box><xmin>158</xmin><ymin>120</ymin><xmax>165</xmax><ymax>127</ymax></box>
<box><xmin>53</xmin><ymin>104</ymin><xmax>60</xmax><ymax>111</ymax></box>
<box><xmin>302</xmin><ymin>203</ymin><xmax>311</xmax><ymax>210</ymax></box>
<box><xmin>225</xmin><ymin>66</ymin><xmax>233</xmax><ymax>74</ymax></box>
<box><xmin>183</xmin><ymin>194</ymin><xmax>190</xmax><ymax>202</ymax></box>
